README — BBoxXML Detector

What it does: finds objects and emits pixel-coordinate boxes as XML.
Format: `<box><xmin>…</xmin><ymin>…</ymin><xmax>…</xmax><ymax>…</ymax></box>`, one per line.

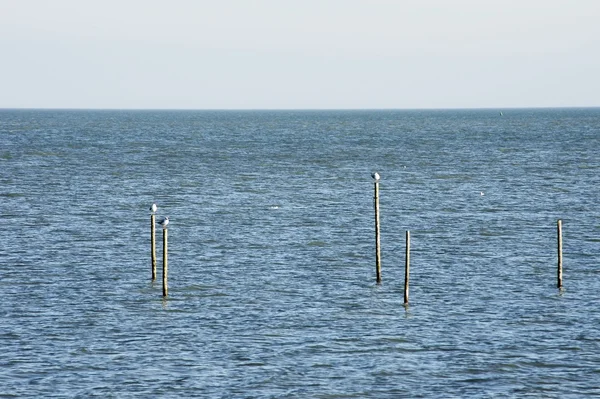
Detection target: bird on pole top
<box><xmin>158</xmin><ymin>216</ymin><xmax>169</xmax><ymax>229</ymax></box>
<box><xmin>371</xmin><ymin>172</ymin><xmax>380</xmax><ymax>182</ymax></box>
<box><xmin>150</xmin><ymin>203</ymin><xmax>157</xmax><ymax>214</ymax></box>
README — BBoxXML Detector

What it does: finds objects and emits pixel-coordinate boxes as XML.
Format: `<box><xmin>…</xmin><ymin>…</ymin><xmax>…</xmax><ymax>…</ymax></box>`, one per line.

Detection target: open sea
<box><xmin>1</xmin><ymin>108</ymin><xmax>599</xmax><ymax>398</ymax></box>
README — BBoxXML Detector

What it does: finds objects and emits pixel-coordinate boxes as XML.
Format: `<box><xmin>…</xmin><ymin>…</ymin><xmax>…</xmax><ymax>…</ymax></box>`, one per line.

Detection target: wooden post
<box><xmin>151</xmin><ymin>214</ymin><xmax>156</xmax><ymax>280</ymax></box>
<box><xmin>557</xmin><ymin>219</ymin><xmax>563</xmax><ymax>289</ymax></box>
<box><xmin>163</xmin><ymin>227</ymin><xmax>168</xmax><ymax>297</ymax></box>
<box><xmin>374</xmin><ymin>177</ymin><xmax>381</xmax><ymax>284</ymax></box>
<box><xmin>404</xmin><ymin>230</ymin><xmax>410</xmax><ymax>304</ymax></box>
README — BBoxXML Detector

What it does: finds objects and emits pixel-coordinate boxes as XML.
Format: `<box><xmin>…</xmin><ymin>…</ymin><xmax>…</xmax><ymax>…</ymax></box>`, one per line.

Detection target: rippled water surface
<box><xmin>1</xmin><ymin>109</ymin><xmax>599</xmax><ymax>397</ymax></box>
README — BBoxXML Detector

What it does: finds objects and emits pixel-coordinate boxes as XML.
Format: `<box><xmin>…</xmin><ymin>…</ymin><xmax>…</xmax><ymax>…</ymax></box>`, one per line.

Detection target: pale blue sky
<box><xmin>1</xmin><ymin>0</ymin><xmax>598</xmax><ymax>109</ymax></box>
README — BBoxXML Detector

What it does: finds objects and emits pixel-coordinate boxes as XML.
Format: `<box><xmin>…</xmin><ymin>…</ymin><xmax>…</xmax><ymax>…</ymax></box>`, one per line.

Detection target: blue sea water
<box><xmin>0</xmin><ymin>108</ymin><xmax>599</xmax><ymax>398</ymax></box>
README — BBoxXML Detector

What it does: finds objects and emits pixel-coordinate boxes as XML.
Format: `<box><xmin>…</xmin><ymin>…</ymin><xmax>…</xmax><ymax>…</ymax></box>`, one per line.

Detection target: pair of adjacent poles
<box><xmin>374</xmin><ymin>178</ymin><xmax>565</xmax><ymax>303</ymax></box>
<box><xmin>373</xmin><ymin>177</ymin><xmax>411</xmax><ymax>305</ymax></box>
<box><xmin>150</xmin><ymin>214</ymin><xmax>168</xmax><ymax>297</ymax></box>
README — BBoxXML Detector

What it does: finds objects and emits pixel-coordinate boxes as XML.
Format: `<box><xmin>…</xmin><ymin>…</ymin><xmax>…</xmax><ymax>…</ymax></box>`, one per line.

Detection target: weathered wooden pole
<box><xmin>151</xmin><ymin>214</ymin><xmax>156</xmax><ymax>280</ymax></box>
<box><xmin>404</xmin><ymin>230</ymin><xmax>410</xmax><ymax>305</ymax></box>
<box><xmin>150</xmin><ymin>203</ymin><xmax>157</xmax><ymax>280</ymax></box>
<box><xmin>372</xmin><ymin>172</ymin><xmax>382</xmax><ymax>284</ymax></box>
<box><xmin>163</xmin><ymin>227</ymin><xmax>168</xmax><ymax>297</ymax></box>
<box><xmin>557</xmin><ymin>219</ymin><xmax>563</xmax><ymax>289</ymax></box>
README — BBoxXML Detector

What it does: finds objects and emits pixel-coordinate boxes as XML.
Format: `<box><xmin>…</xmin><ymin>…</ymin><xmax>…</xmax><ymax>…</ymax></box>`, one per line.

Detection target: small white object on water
<box><xmin>158</xmin><ymin>216</ymin><xmax>169</xmax><ymax>229</ymax></box>
<box><xmin>371</xmin><ymin>172</ymin><xmax>380</xmax><ymax>181</ymax></box>
<box><xmin>480</xmin><ymin>192</ymin><xmax>485</xmax><ymax>196</ymax></box>
<box><xmin>150</xmin><ymin>203</ymin><xmax>157</xmax><ymax>213</ymax></box>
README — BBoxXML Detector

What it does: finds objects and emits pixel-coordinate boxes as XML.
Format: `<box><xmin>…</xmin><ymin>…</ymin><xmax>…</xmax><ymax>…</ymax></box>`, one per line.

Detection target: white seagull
<box><xmin>371</xmin><ymin>171</ymin><xmax>381</xmax><ymax>181</ymax></box>
<box><xmin>158</xmin><ymin>216</ymin><xmax>169</xmax><ymax>229</ymax></box>
<box><xmin>150</xmin><ymin>203</ymin><xmax>157</xmax><ymax>213</ymax></box>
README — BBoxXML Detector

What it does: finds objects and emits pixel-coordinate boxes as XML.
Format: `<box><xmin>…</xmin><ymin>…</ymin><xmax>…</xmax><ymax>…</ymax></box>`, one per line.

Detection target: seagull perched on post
<box><xmin>158</xmin><ymin>216</ymin><xmax>169</xmax><ymax>229</ymax></box>
<box><xmin>371</xmin><ymin>172</ymin><xmax>380</xmax><ymax>181</ymax></box>
<box><xmin>150</xmin><ymin>203</ymin><xmax>157</xmax><ymax>214</ymax></box>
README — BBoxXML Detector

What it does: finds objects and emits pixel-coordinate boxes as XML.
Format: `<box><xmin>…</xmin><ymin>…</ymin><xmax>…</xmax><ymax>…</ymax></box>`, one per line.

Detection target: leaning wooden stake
<box><xmin>404</xmin><ymin>231</ymin><xmax>410</xmax><ymax>305</ymax></box>
<box><xmin>163</xmin><ymin>227</ymin><xmax>168</xmax><ymax>297</ymax></box>
<box><xmin>373</xmin><ymin>173</ymin><xmax>382</xmax><ymax>284</ymax></box>
<box><xmin>557</xmin><ymin>219</ymin><xmax>563</xmax><ymax>289</ymax></box>
<box><xmin>151</xmin><ymin>214</ymin><xmax>156</xmax><ymax>280</ymax></box>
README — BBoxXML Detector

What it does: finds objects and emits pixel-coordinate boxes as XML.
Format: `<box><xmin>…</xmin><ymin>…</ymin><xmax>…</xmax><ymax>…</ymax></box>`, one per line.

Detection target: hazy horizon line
<box><xmin>1</xmin><ymin>106</ymin><xmax>599</xmax><ymax>112</ymax></box>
